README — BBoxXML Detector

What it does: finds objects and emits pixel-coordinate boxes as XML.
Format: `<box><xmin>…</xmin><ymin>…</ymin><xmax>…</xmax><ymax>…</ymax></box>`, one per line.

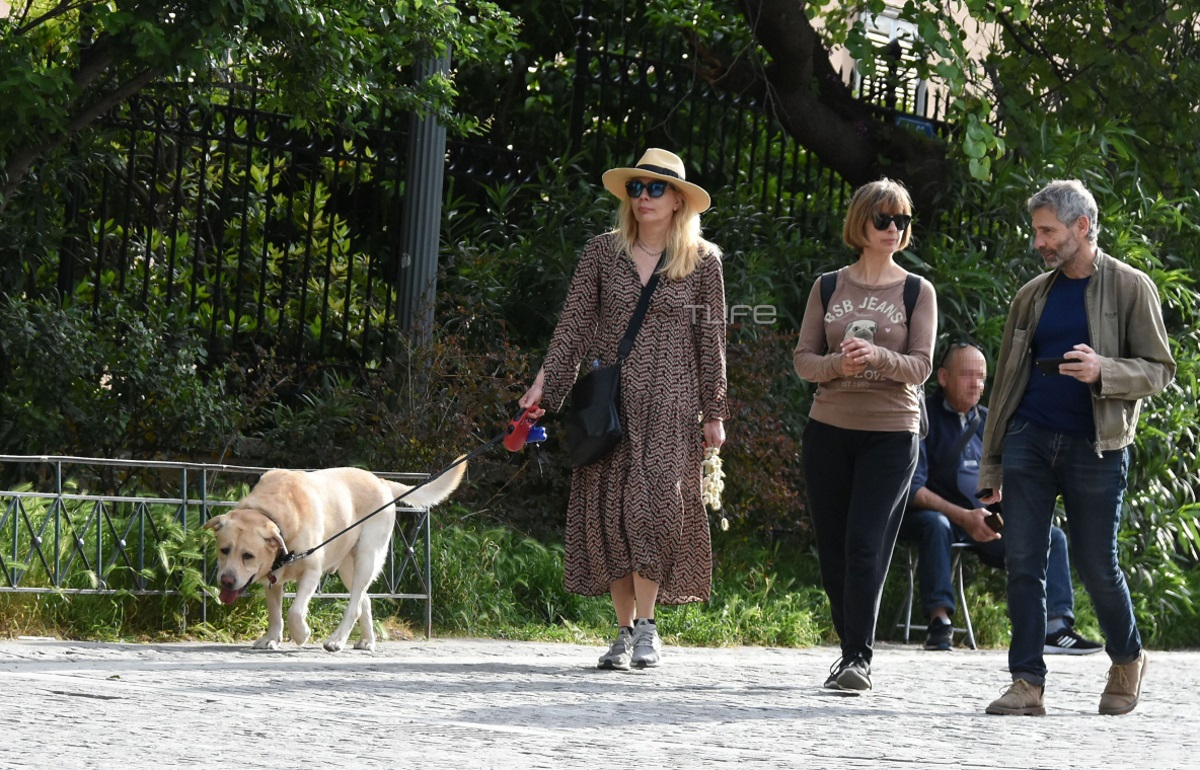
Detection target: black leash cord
<box><xmin>270</xmin><ymin>431</ymin><xmax>508</xmax><ymax>573</ymax></box>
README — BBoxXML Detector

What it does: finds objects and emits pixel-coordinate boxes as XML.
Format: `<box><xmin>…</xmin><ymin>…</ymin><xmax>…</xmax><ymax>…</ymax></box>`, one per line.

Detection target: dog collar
<box><xmin>270</xmin><ymin>549</ymin><xmax>293</xmax><ymax>574</ymax></box>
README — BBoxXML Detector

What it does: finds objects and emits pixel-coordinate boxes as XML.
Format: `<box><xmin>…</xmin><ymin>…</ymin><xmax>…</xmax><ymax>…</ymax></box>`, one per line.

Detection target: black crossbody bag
<box><xmin>564</xmin><ymin>254</ymin><xmax>665</xmax><ymax>468</ymax></box>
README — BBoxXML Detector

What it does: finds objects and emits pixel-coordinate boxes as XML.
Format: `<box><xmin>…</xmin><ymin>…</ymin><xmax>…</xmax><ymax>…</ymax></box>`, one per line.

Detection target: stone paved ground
<box><xmin>1</xmin><ymin>637</ymin><xmax>1194</xmax><ymax>769</ymax></box>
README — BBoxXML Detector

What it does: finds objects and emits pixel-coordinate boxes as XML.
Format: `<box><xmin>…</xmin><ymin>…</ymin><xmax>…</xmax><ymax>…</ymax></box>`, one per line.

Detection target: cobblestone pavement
<box><xmin>1</xmin><ymin>636</ymin><xmax>1194</xmax><ymax>769</ymax></box>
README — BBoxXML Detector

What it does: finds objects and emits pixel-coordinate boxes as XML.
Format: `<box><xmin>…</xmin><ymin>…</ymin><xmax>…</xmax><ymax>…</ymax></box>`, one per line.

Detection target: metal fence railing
<box><xmin>0</xmin><ymin>455</ymin><xmax>438</xmax><ymax>637</ymax></box>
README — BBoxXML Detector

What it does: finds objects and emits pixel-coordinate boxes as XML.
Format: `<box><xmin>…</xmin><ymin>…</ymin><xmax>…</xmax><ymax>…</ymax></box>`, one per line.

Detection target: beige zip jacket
<box><xmin>978</xmin><ymin>249</ymin><xmax>1175</xmax><ymax>491</ymax></box>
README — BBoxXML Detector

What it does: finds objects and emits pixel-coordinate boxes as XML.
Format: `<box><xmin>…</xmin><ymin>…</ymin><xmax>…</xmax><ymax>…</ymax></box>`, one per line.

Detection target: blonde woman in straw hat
<box><xmin>518</xmin><ymin>149</ymin><xmax>727</xmax><ymax>670</ymax></box>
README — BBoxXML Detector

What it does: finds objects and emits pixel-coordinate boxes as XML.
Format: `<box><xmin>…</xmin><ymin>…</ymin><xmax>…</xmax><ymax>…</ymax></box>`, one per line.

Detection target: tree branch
<box><xmin>1</xmin><ymin>67</ymin><xmax>162</xmax><ymax>212</ymax></box>
<box><xmin>678</xmin><ymin>0</ymin><xmax>955</xmax><ymax>217</ymax></box>
<box><xmin>15</xmin><ymin>1</ymin><xmax>90</xmax><ymax>35</ymax></box>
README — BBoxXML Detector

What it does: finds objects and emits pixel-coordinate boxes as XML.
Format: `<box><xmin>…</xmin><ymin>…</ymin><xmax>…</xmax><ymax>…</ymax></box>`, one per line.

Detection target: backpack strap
<box><xmin>819</xmin><ymin>270</ymin><xmax>839</xmax><ymax>313</ymax></box>
<box><xmin>903</xmin><ymin>272</ymin><xmax>921</xmax><ymax>323</ymax></box>
<box><xmin>818</xmin><ymin>271</ymin><xmax>838</xmax><ymax>354</ymax></box>
<box><xmin>822</xmin><ymin>270</ymin><xmax>920</xmax><ymax>319</ymax></box>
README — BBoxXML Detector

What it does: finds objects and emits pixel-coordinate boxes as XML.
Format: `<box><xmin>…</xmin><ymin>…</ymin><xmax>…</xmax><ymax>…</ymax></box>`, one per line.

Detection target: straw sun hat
<box><xmin>601</xmin><ymin>148</ymin><xmax>711</xmax><ymax>213</ymax></box>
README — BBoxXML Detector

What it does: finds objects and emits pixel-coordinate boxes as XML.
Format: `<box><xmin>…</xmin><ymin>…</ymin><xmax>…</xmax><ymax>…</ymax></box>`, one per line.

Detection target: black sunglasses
<box><xmin>872</xmin><ymin>212</ymin><xmax>913</xmax><ymax>231</ymax></box>
<box><xmin>625</xmin><ymin>180</ymin><xmax>672</xmax><ymax>199</ymax></box>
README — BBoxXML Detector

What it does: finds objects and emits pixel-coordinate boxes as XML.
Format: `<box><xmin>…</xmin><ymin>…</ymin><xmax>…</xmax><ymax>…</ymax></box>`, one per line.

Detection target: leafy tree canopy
<box><xmin>0</xmin><ymin>0</ymin><xmax>520</xmax><ymax>208</ymax></box>
<box><xmin>599</xmin><ymin>0</ymin><xmax>1200</xmax><ymax>212</ymax></box>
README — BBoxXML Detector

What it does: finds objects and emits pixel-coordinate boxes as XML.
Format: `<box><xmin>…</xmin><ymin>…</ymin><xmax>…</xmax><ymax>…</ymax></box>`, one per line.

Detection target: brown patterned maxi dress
<box><xmin>539</xmin><ymin>232</ymin><xmax>727</xmax><ymax>604</ymax></box>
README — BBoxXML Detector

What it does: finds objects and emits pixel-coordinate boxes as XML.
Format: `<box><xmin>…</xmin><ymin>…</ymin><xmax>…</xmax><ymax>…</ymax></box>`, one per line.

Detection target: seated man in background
<box><xmin>901</xmin><ymin>341</ymin><xmax>1101</xmax><ymax>654</ymax></box>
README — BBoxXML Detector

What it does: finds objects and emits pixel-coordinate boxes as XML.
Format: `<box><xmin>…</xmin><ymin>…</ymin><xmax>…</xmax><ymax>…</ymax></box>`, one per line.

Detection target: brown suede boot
<box><xmin>1099</xmin><ymin>649</ymin><xmax>1148</xmax><ymax>715</ymax></box>
<box><xmin>985</xmin><ymin>678</ymin><xmax>1046</xmax><ymax>716</ymax></box>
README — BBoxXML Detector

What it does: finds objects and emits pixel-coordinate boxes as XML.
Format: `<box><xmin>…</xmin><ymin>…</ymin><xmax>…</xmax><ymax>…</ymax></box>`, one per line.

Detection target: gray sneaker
<box><xmin>597</xmin><ymin>627</ymin><xmax>633</xmax><ymax>670</ymax></box>
<box><xmin>631</xmin><ymin>619</ymin><xmax>662</xmax><ymax>668</ymax></box>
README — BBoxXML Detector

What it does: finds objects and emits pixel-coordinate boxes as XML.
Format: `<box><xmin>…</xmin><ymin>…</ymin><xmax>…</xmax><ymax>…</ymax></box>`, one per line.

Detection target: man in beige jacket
<box><xmin>978</xmin><ymin>180</ymin><xmax>1175</xmax><ymax>717</ymax></box>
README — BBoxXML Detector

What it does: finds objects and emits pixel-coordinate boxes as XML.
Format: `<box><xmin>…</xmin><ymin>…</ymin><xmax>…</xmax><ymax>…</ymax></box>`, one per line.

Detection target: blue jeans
<box><xmin>1002</xmin><ymin>418</ymin><xmax>1140</xmax><ymax>684</ymax></box>
<box><xmin>900</xmin><ymin>509</ymin><xmax>1076</xmax><ymax>622</ymax></box>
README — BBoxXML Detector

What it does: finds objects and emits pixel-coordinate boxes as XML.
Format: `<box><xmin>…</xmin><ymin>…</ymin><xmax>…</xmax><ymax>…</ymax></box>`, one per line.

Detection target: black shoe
<box><xmin>824</xmin><ymin>655</ymin><xmax>846</xmax><ymax>689</ymax></box>
<box><xmin>1045</xmin><ymin>626</ymin><xmax>1103</xmax><ymax>655</ymax></box>
<box><xmin>924</xmin><ymin>617</ymin><xmax>953</xmax><ymax>651</ymax></box>
<box><xmin>834</xmin><ymin>653</ymin><xmax>872</xmax><ymax>691</ymax></box>
<box><xmin>824</xmin><ymin>654</ymin><xmax>865</xmax><ymax>689</ymax></box>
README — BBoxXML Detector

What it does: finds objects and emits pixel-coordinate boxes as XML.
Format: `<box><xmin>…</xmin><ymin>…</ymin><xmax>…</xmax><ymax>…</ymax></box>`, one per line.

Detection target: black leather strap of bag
<box><xmin>616</xmin><ymin>253</ymin><xmax>666</xmax><ymax>361</ymax></box>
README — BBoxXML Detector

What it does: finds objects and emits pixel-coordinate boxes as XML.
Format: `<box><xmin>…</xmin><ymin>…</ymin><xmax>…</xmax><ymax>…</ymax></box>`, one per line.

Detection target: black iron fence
<box><xmin>563</xmin><ymin>3</ymin><xmax>949</xmax><ymax>228</ymax></box>
<box><xmin>48</xmin><ymin>86</ymin><xmax>535</xmax><ymax>366</ymax></box>
<box><xmin>15</xmin><ymin>7</ymin><xmax>944</xmax><ymax>369</ymax></box>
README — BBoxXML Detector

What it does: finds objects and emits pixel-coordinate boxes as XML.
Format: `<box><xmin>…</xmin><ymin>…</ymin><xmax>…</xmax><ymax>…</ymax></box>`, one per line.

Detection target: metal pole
<box><xmin>425</xmin><ymin>510</ymin><xmax>432</xmax><ymax>639</ymax></box>
<box><xmin>398</xmin><ymin>52</ymin><xmax>451</xmax><ymax>343</ymax></box>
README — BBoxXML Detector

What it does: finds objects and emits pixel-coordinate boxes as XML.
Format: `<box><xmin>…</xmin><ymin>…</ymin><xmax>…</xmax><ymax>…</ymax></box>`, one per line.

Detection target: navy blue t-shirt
<box><xmin>1016</xmin><ymin>275</ymin><xmax>1094</xmax><ymax>436</ymax></box>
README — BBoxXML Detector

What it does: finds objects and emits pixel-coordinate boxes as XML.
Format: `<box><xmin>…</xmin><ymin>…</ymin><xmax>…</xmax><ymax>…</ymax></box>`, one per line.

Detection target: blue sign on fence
<box><xmin>895</xmin><ymin>115</ymin><xmax>936</xmax><ymax>137</ymax></box>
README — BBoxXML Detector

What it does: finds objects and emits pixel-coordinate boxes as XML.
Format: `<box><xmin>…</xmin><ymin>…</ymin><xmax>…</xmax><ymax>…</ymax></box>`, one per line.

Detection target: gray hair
<box><xmin>1026</xmin><ymin>179</ymin><xmax>1099</xmax><ymax>243</ymax></box>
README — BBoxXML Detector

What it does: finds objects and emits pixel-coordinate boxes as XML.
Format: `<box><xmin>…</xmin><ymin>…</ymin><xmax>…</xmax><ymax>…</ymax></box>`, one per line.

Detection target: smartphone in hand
<box><xmin>984</xmin><ymin>502</ymin><xmax>1004</xmax><ymax>533</ymax></box>
<box><xmin>1035</xmin><ymin>357</ymin><xmax>1070</xmax><ymax>375</ymax></box>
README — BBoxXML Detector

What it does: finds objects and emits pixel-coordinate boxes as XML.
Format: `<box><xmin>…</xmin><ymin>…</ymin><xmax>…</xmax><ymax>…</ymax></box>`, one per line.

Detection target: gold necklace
<box><xmin>636</xmin><ymin>240</ymin><xmax>664</xmax><ymax>258</ymax></box>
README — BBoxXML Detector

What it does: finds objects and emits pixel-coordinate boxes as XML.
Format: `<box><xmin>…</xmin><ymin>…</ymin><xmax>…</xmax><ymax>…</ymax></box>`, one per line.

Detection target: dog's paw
<box><xmin>287</xmin><ymin>618</ymin><xmax>311</xmax><ymax>647</ymax></box>
<box><xmin>353</xmin><ymin>639</ymin><xmax>376</xmax><ymax>652</ymax></box>
<box><xmin>252</xmin><ymin>636</ymin><xmax>281</xmax><ymax>650</ymax></box>
<box><xmin>322</xmin><ymin>638</ymin><xmax>345</xmax><ymax>653</ymax></box>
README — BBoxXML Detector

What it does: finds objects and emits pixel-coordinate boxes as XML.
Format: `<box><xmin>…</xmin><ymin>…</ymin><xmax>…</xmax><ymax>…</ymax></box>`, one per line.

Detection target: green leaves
<box><xmin>1</xmin><ymin>0</ymin><xmax>521</xmax><ymax>207</ymax></box>
<box><xmin>963</xmin><ymin>112</ymin><xmax>1005</xmax><ymax>181</ymax></box>
<box><xmin>0</xmin><ymin>295</ymin><xmax>238</xmax><ymax>458</ymax></box>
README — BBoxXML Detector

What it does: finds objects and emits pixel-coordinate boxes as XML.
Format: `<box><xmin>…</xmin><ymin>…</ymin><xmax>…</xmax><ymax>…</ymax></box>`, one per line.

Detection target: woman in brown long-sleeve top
<box><xmin>793</xmin><ymin>178</ymin><xmax>937</xmax><ymax>691</ymax></box>
<box><xmin>519</xmin><ymin>149</ymin><xmax>727</xmax><ymax>670</ymax></box>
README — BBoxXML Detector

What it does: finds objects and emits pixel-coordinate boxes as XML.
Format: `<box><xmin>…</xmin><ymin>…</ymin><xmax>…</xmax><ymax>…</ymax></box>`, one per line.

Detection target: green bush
<box><xmin>0</xmin><ymin>294</ymin><xmax>238</xmax><ymax>463</ymax></box>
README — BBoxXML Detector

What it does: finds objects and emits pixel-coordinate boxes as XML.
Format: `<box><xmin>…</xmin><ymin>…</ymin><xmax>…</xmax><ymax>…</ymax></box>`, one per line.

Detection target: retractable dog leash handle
<box><xmin>504</xmin><ymin>405</ymin><xmax>546</xmax><ymax>451</ymax></box>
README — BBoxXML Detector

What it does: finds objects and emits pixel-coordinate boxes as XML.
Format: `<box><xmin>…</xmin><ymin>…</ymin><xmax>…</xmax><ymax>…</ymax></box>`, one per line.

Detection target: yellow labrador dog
<box><xmin>204</xmin><ymin>462</ymin><xmax>465</xmax><ymax>651</ymax></box>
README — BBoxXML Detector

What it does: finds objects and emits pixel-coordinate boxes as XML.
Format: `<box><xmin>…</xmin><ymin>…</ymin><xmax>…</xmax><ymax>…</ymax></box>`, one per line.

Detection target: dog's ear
<box><xmin>203</xmin><ymin>515</ymin><xmax>228</xmax><ymax>532</ymax></box>
<box><xmin>263</xmin><ymin>522</ymin><xmax>288</xmax><ymax>554</ymax></box>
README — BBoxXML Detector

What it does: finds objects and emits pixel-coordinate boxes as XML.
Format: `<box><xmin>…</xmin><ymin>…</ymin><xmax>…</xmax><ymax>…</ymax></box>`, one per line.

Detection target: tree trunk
<box><xmin>693</xmin><ymin>0</ymin><xmax>955</xmax><ymax>218</ymax></box>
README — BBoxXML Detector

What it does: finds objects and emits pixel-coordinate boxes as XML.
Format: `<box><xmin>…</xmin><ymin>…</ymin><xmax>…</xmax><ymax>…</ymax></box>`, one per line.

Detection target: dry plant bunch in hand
<box><xmin>701</xmin><ymin>446</ymin><xmax>728</xmax><ymax>530</ymax></box>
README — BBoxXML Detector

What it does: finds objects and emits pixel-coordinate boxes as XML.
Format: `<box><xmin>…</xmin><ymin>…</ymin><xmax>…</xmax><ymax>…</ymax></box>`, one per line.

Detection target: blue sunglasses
<box><xmin>625</xmin><ymin>180</ymin><xmax>672</xmax><ymax>199</ymax></box>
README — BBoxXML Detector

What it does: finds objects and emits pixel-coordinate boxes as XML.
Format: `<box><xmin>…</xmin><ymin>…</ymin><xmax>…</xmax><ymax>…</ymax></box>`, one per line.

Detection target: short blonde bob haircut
<box><xmin>842</xmin><ymin>178</ymin><xmax>914</xmax><ymax>252</ymax></box>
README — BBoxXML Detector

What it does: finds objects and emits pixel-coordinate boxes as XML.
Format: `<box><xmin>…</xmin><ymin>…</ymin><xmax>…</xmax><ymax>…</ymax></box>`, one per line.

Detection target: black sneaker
<box><xmin>825</xmin><ymin>657</ymin><xmax>844</xmax><ymax>686</ymax></box>
<box><xmin>1045</xmin><ymin>626</ymin><xmax>1103</xmax><ymax>655</ymax></box>
<box><xmin>924</xmin><ymin>617</ymin><xmax>953</xmax><ymax>651</ymax></box>
<box><xmin>824</xmin><ymin>656</ymin><xmax>847</xmax><ymax>689</ymax></box>
<box><xmin>835</xmin><ymin>654</ymin><xmax>872</xmax><ymax>691</ymax></box>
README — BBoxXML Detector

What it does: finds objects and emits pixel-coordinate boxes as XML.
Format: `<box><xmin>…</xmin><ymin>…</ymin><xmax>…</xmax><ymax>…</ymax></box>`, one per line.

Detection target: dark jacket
<box><xmin>910</xmin><ymin>390</ymin><xmax>986</xmax><ymax>510</ymax></box>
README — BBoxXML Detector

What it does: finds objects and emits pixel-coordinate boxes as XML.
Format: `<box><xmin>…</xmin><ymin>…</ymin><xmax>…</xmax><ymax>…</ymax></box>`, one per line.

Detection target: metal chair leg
<box><xmin>893</xmin><ymin>544</ymin><xmax>916</xmax><ymax>643</ymax></box>
<box><xmin>952</xmin><ymin>547</ymin><xmax>978</xmax><ymax>649</ymax></box>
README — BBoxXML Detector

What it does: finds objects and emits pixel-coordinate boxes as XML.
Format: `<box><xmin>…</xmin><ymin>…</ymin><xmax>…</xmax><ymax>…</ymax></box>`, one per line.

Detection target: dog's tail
<box><xmin>387</xmin><ymin>456</ymin><xmax>467</xmax><ymax>508</ymax></box>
